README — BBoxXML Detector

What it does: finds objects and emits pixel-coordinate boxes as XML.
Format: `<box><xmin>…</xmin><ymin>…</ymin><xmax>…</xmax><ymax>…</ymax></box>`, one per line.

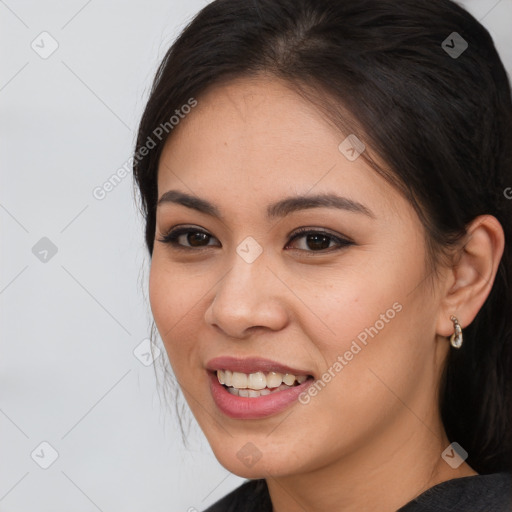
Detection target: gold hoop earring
<box><xmin>450</xmin><ymin>315</ymin><xmax>463</xmax><ymax>349</ymax></box>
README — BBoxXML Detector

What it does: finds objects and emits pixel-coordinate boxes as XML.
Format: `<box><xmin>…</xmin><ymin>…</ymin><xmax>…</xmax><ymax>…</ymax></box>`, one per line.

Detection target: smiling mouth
<box><xmin>215</xmin><ymin>369</ymin><xmax>314</xmax><ymax>398</ymax></box>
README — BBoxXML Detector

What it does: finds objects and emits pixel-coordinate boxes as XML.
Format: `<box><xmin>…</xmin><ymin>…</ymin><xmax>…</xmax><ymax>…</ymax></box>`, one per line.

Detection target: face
<box><xmin>149</xmin><ymin>76</ymin><xmax>447</xmax><ymax>479</ymax></box>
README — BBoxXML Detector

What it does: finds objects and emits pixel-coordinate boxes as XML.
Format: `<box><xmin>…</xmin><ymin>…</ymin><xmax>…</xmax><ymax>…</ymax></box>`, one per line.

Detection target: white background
<box><xmin>1</xmin><ymin>1</ymin><xmax>511</xmax><ymax>510</ymax></box>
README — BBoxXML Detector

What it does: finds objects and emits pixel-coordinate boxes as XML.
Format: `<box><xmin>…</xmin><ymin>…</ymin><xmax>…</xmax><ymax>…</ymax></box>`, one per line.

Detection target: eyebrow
<box><xmin>156</xmin><ymin>189</ymin><xmax>375</xmax><ymax>220</ymax></box>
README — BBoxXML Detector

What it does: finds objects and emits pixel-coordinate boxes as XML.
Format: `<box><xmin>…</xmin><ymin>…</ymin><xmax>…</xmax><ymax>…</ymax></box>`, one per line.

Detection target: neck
<box><xmin>266</xmin><ymin>409</ymin><xmax>477</xmax><ymax>512</ymax></box>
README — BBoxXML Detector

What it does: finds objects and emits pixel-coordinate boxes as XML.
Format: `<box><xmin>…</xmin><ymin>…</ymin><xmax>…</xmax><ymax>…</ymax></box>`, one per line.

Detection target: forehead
<box><xmin>157</xmin><ymin>76</ymin><xmax>402</xmax><ymax>219</ymax></box>
<box><xmin>164</xmin><ymin>75</ymin><xmax>346</xmax><ymax>151</ymax></box>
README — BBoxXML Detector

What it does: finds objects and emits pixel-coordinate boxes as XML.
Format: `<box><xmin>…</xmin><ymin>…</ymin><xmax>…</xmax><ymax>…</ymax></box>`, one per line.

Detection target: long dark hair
<box><xmin>133</xmin><ymin>0</ymin><xmax>512</xmax><ymax>474</ymax></box>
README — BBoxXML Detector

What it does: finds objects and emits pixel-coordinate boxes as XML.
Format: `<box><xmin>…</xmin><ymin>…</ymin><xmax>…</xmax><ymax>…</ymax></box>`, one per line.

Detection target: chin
<box><xmin>210</xmin><ymin>440</ymin><xmax>308</xmax><ymax>479</ymax></box>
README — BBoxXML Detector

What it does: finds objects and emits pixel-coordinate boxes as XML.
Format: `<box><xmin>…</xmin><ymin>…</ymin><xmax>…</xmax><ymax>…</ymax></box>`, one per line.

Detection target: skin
<box><xmin>148</xmin><ymin>75</ymin><xmax>504</xmax><ymax>512</ymax></box>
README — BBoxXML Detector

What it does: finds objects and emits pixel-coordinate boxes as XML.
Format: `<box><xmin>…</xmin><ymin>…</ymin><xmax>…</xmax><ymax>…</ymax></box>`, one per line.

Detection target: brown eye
<box><xmin>157</xmin><ymin>226</ymin><xmax>353</xmax><ymax>254</ymax></box>
<box><xmin>293</xmin><ymin>233</ymin><xmax>333</xmax><ymax>251</ymax></box>
<box><xmin>186</xmin><ymin>231</ymin><xmax>211</xmax><ymax>247</ymax></box>
<box><xmin>157</xmin><ymin>227</ymin><xmax>220</xmax><ymax>249</ymax></box>
<box><xmin>286</xmin><ymin>228</ymin><xmax>354</xmax><ymax>253</ymax></box>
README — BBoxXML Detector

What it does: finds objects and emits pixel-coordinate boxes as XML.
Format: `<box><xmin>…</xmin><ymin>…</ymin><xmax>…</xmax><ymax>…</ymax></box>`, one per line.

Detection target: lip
<box><xmin>206</xmin><ymin>356</ymin><xmax>312</xmax><ymax>376</ymax></box>
<box><xmin>208</xmin><ymin>370</ymin><xmax>314</xmax><ymax>419</ymax></box>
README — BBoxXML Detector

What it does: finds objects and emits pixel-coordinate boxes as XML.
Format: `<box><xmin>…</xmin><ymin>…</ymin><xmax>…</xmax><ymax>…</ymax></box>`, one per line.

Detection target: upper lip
<box><xmin>206</xmin><ymin>356</ymin><xmax>312</xmax><ymax>376</ymax></box>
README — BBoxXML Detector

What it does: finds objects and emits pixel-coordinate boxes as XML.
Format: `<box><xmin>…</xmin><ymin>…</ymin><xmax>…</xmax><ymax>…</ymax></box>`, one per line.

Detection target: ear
<box><xmin>436</xmin><ymin>215</ymin><xmax>505</xmax><ymax>337</ymax></box>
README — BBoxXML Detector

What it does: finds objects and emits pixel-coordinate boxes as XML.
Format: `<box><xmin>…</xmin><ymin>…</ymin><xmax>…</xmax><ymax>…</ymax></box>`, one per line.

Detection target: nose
<box><xmin>204</xmin><ymin>253</ymin><xmax>290</xmax><ymax>339</ymax></box>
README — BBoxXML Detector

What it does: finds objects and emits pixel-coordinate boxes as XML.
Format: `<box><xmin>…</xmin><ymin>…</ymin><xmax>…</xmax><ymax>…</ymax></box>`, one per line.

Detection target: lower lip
<box><xmin>208</xmin><ymin>371</ymin><xmax>314</xmax><ymax>419</ymax></box>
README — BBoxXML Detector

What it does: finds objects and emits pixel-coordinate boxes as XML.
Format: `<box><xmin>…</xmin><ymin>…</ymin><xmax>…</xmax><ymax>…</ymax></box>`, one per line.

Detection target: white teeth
<box><xmin>223</xmin><ymin>370</ymin><xmax>232</xmax><ymax>387</ymax></box>
<box><xmin>216</xmin><ymin>369</ymin><xmax>310</xmax><ymax>395</ymax></box>
<box><xmin>248</xmin><ymin>371</ymin><xmax>266</xmax><ymax>390</ymax></box>
<box><xmin>266</xmin><ymin>371</ymin><xmax>282</xmax><ymax>388</ymax></box>
<box><xmin>282</xmin><ymin>373</ymin><xmax>296</xmax><ymax>386</ymax></box>
<box><xmin>231</xmin><ymin>372</ymin><xmax>248</xmax><ymax>389</ymax></box>
<box><xmin>227</xmin><ymin>385</ymin><xmax>292</xmax><ymax>398</ymax></box>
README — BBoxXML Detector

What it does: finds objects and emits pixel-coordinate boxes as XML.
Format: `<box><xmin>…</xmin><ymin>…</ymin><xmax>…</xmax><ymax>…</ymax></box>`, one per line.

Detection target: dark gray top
<box><xmin>203</xmin><ymin>472</ymin><xmax>512</xmax><ymax>511</ymax></box>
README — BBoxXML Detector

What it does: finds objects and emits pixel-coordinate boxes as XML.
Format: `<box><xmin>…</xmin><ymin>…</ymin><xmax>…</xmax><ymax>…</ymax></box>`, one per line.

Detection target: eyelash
<box><xmin>156</xmin><ymin>226</ymin><xmax>354</xmax><ymax>254</ymax></box>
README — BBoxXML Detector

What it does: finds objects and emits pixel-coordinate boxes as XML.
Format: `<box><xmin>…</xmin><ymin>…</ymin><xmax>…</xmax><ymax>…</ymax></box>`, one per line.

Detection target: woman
<box><xmin>133</xmin><ymin>0</ymin><xmax>512</xmax><ymax>510</ymax></box>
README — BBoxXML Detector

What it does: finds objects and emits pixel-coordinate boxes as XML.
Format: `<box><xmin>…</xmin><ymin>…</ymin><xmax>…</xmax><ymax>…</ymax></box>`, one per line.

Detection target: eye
<box><xmin>285</xmin><ymin>227</ymin><xmax>353</xmax><ymax>253</ymax></box>
<box><xmin>156</xmin><ymin>225</ymin><xmax>354</xmax><ymax>253</ymax></box>
<box><xmin>156</xmin><ymin>226</ymin><xmax>220</xmax><ymax>249</ymax></box>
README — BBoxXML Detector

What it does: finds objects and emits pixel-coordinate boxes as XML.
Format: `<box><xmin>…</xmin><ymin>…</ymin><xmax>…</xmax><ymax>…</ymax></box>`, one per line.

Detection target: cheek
<box><xmin>149</xmin><ymin>254</ymin><xmax>202</xmax><ymax>320</ymax></box>
<box><xmin>299</xmin><ymin>262</ymin><xmax>403</xmax><ymax>353</ymax></box>
<box><xmin>148</xmin><ymin>258</ymin><xmax>203</xmax><ymax>364</ymax></box>
<box><xmin>301</xmin><ymin>248</ymin><xmax>424</xmax><ymax>393</ymax></box>
<box><xmin>149</xmin><ymin>260</ymin><xmax>175</xmax><ymax>332</ymax></box>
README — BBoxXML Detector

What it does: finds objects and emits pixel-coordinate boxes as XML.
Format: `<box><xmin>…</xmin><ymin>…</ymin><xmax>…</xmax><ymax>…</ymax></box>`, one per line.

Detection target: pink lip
<box><xmin>208</xmin><ymin>371</ymin><xmax>314</xmax><ymax>419</ymax></box>
<box><xmin>205</xmin><ymin>356</ymin><xmax>312</xmax><ymax>376</ymax></box>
